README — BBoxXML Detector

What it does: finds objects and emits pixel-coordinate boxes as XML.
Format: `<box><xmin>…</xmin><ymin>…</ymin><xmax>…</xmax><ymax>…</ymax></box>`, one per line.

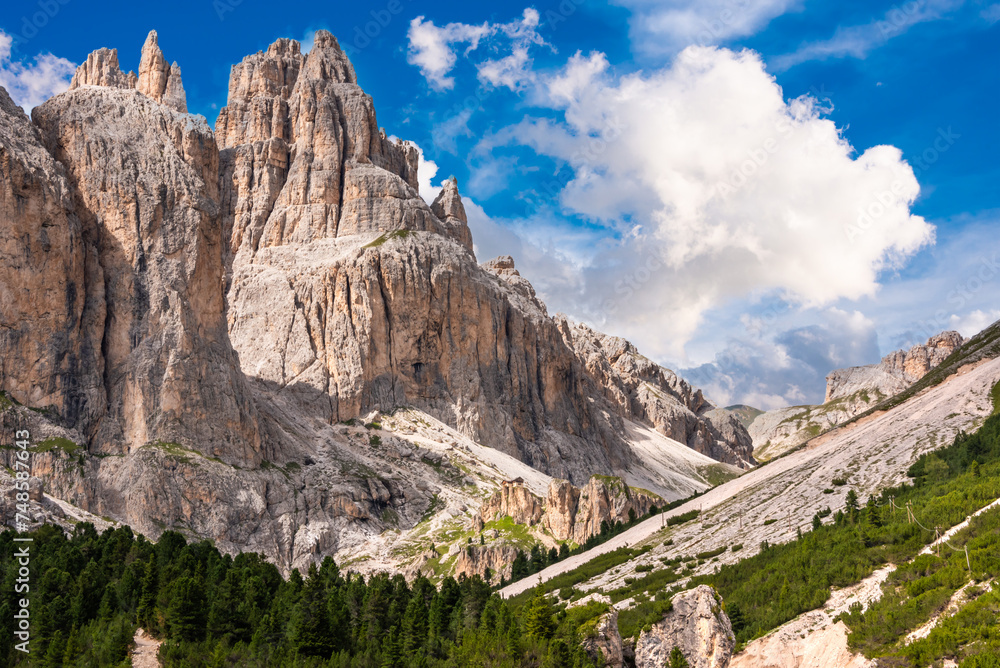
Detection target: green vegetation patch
<box><xmin>698</xmin><ymin>463</ymin><xmax>743</xmax><ymax>487</ymax></box>
<box><xmin>32</xmin><ymin>437</ymin><xmax>81</xmax><ymax>457</ymax></box>
<box><xmin>666</xmin><ymin>509</ymin><xmax>700</xmax><ymax>527</ymax></box>
<box><xmin>679</xmin><ymin>411</ymin><xmax>1000</xmax><ymax>650</ymax></box>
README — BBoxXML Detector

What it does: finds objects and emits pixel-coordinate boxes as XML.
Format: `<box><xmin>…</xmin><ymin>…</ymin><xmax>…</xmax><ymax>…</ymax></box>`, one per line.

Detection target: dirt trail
<box><xmin>131</xmin><ymin>628</ymin><xmax>161</xmax><ymax>668</ymax></box>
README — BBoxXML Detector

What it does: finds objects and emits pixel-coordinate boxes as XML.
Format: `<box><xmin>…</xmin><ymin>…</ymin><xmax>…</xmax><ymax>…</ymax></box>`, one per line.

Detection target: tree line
<box><xmin>0</xmin><ymin>524</ymin><xmax>605</xmax><ymax>667</ymax></box>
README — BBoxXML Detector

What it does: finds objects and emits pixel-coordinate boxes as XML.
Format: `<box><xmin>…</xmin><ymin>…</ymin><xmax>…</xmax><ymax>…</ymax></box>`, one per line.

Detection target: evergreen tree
<box><xmin>522</xmin><ymin>589</ymin><xmax>556</xmax><ymax>640</ymax></box>
<box><xmin>166</xmin><ymin>574</ymin><xmax>208</xmax><ymax>642</ymax></box>
<box><xmin>865</xmin><ymin>495</ymin><xmax>884</xmax><ymax>528</ymax></box>
<box><xmin>291</xmin><ymin>563</ymin><xmax>334</xmax><ymax>658</ymax></box>
<box><xmin>727</xmin><ymin>602</ymin><xmax>747</xmax><ymax>636</ymax></box>
<box><xmin>402</xmin><ymin>592</ymin><xmax>429</xmax><ymax>652</ymax></box>
<box><xmin>512</xmin><ymin>551</ymin><xmax>530</xmax><ymax>581</ymax></box>
<box><xmin>558</xmin><ymin>543</ymin><xmax>570</xmax><ymax>560</ymax></box>
<box><xmin>545</xmin><ymin>638</ymin><xmax>571</xmax><ymax>668</ymax></box>
<box><xmin>845</xmin><ymin>489</ymin><xmax>860</xmax><ymax>520</ymax></box>
<box><xmin>136</xmin><ymin>558</ymin><xmax>158</xmax><ymax>630</ymax></box>
<box><xmin>669</xmin><ymin>645</ymin><xmax>691</xmax><ymax>668</ymax></box>
<box><xmin>530</xmin><ymin>543</ymin><xmax>546</xmax><ymax>572</ymax></box>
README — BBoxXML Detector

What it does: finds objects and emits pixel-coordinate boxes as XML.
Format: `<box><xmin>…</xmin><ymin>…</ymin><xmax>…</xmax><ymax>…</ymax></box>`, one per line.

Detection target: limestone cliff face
<box><xmin>479</xmin><ymin>476</ymin><xmax>659</xmax><ymax>544</ymax></box>
<box><xmin>581</xmin><ymin>609</ymin><xmax>624</xmax><ymax>668</ymax></box>
<box><xmin>479</xmin><ymin>481</ymin><xmax>544</xmax><ymax>526</ymax></box>
<box><xmin>69</xmin><ymin>31</ymin><xmax>186</xmax><ymax>113</ymax></box>
<box><xmin>0</xmin><ymin>29</ymin><xmax>754</xmax><ymax>568</ymax></box>
<box><xmin>452</xmin><ymin>543</ymin><xmax>520</xmax><ymax>582</ymax></box>
<box><xmin>824</xmin><ymin>331</ymin><xmax>964</xmax><ymax>405</ymax></box>
<box><xmin>213</xmin><ymin>32</ymin><xmax>754</xmax><ymax>484</ymax></box>
<box><xmin>751</xmin><ymin>331</ymin><xmax>965</xmax><ymax>460</ymax></box>
<box><xmin>0</xmin><ymin>87</ymin><xmax>96</xmax><ymax>424</ymax></box>
<box><xmin>557</xmin><ymin>319</ymin><xmax>755</xmax><ymax>468</ymax></box>
<box><xmin>568</xmin><ymin>476</ymin><xmax>659</xmax><ymax>543</ymax></box>
<box><xmin>635</xmin><ymin>586</ymin><xmax>735</xmax><ymax>668</ymax></box>
<box><xmin>33</xmin><ymin>41</ymin><xmax>263</xmax><ymax>464</ymax></box>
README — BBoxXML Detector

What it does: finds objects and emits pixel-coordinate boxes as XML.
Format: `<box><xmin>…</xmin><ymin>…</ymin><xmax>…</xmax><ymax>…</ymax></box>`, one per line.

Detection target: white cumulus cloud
<box><xmin>0</xmin><ymin>31</ymin><xmax>76</xmax><ymax>111</ymax></box>
<box><xmin>480</xmin><ymin>45</ymin><xmax>934</xmax><ymax>359</ymax></box>
<box><xmin>406</xmin><ymin>16</ymin><xmax>492</xmax><ymax>91</ymax></box>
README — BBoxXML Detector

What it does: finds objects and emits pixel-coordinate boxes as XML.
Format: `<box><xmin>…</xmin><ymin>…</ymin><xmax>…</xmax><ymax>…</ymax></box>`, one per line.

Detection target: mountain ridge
<box><xmin>0</xmin><ymin>29</ymin><xmax>751</xmax><ymax>573</ymax></box>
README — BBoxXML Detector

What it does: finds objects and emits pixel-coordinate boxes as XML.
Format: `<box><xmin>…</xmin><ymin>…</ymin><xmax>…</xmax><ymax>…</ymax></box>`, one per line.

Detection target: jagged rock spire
<box><xmin>137</xmin><ymin>30</ymin><xmax>187</xmax><ymax>113</ymax></box>
<box><xmin>69</xmin><ymin>48</ymin><xmax>136</xmax><ymax>89</ymax></box>
<box><xmin>431</xmin><ymin>176</ymin><xmax>474</xmax><ymax>255</ymax></box>
<box><xmin>68</xmin><ymin>31</ymin><xmax>186</xmax><ymax>113</ymax></box>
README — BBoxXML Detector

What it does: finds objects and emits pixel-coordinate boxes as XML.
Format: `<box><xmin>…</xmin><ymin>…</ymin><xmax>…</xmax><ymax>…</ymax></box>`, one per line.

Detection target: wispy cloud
<box><xmin>611</xmin><ymin>0</ymin><xmax>802</xmax><ymax>57</ymax></box>
<box><xmin>406</xmin><ymin>9</ymin><xmax>549</xmax><ymax>91</ymax></box>
<box><xmin>0</xmin><ymin>30</ymin><xmax>75</xmax><ymax>111</ymax></box>
<box><xmin>772</xmin><ymin>0</ymin><xmax>963</xmax><ymax>71</ymax></box>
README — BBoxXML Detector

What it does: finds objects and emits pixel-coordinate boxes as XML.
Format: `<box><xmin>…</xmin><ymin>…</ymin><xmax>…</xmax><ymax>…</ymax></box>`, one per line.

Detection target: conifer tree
<box><xmin>522</xmin><ymin>589</ymin><xmax>556</xmax><ymax>640</ymax></box>
<box><xmin>669</xmin><ymin>645</ymin><xmax>691</xmax><ymax>668</ymax></box>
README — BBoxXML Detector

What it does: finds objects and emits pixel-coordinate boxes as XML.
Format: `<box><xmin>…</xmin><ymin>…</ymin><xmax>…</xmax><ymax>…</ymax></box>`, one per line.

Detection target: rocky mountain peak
<box><xmin>0</xmin><ymin>27</ymin><xmax>756</xmax><ymax>572</ymax></box>
<box><xmin>301</xmin><ymin>30</ymin><xmax>357</xmax><ymax>85</ymax></box>
<box><xmin>136</xmin><ymin>30</ymin><xmax>187</xmax><ymax>113</ymax></box>
<box><xmin>825</xmin><ymin>330</ymin><xmax>965</xmax><ymax>403</ymax></box>
<box><xmin>431</xmin><ymin>177</ymin><xmax>474</xmax><ymax>254</ymax></box>
<box><xmin>68</xmin><ymin>31</ymin><xmax>187</xmax><ymax>113</ymax></box>
<box><xmin>68</xmin><ymin>47</ymin><xmax>136</xmax><ymax>89</ymax></box>
<box><xmin>483</xmin><ymin>254</ymin><xmax>519</xmax><ymax>275</ymax></box>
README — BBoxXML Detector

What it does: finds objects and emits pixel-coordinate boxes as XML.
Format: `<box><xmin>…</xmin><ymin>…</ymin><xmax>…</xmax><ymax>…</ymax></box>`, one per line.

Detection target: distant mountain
<box><xmin>725</xmin><ymin>404</ymin><xmax>765</xmax><ymax>429</ymax></box>
<box><xmin>749</xmin><ymin>330</ymin><xmax>966</xmax><ymax>461</ymax></box>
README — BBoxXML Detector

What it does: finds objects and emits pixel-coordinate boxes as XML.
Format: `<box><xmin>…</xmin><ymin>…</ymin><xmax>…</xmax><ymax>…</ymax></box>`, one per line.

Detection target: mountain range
<box><xmin>1</xmin><ymin>28</ymin><xmax>999</xmax><ymax>668</ymax></box>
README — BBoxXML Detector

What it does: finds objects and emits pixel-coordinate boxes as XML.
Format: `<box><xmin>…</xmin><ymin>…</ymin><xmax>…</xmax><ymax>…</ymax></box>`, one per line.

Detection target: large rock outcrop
<box><xmin>214</xmin><ymin>30</ymin><xmax>754</xmax><ymax>484</ymax></box>
<box><xmin>452</xmin><ymin>543</ymin><xmax>520</xmax><ymax>582</ymax></box>
<box><xmin>479</xmin><ymin>480</ymin><xmax>544</xmax><ymax>526</ymax></box>
<box><xmin>69</xmin><ymin>30</ymin><xmax>187</xmax><ymax>113</ymax></box>
<box><xmin>0</xmin><ymin>28</ymin><xmax>754</xmax><ymax>569</ymax></box>
<box><xmin>33</xmin><ymin>38</ymin><xmax>263</xmax><ymax>464</ymax></box>
<box><xmin>557</xmin><ymin>319</ymin><xmax>756</xmax><ymax>468</ymax></box>
<box><xmin>635</xmin><ymin>586</ymin><xmax>735</xmax><ymax>668</ymax></box>
<box><xmin>824</xmin><ymin>331</ymin><xmax>964</xmax><ymax>405</ymax></box>
<box><xmin>582</xmin><ymin>609</ymin><xmax>624</xmax><ymax>668</ymax></box>
<box><xmin>478</xmin><ymin>476</ymin><xmax>660</xmax><ymax>544</ymax></box>
<box><xmin>0</xmin><ymin>87</ymin><xmax>96</xmax><ymax>424</ymax></box>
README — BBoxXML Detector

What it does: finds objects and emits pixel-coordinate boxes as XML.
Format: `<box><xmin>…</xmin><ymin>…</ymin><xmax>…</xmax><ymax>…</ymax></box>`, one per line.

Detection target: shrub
<box><xmin>667</xmin><ymin>510</ymin><xmax>700</xmax><ymax>527</ymax></box>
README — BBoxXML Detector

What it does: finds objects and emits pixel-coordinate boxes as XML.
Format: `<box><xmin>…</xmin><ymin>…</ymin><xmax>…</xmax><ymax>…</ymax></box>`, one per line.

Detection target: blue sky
<box><xmin>1</xmin><ymin>0</ymin><xmax>997</xmax><ymax>409</ymax></box>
